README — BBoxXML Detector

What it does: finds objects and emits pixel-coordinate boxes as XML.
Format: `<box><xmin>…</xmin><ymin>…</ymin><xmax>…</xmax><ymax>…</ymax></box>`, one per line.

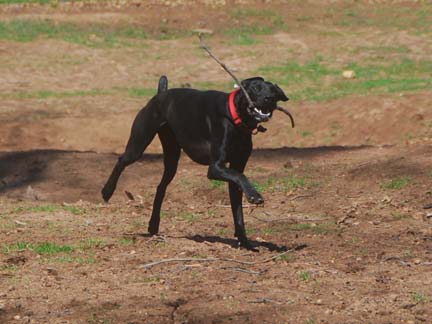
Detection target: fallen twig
<box><xmin>141</xmin><ymin>257</ymin><xmax>255</xmax><ymax>270</ymax></box>
<box><xmin>288</xmin><ymin>194</ymin><xmax>312</xmax><ymax>201</ymax></box>
<box><xmin>125</xmin><ymin>190</ymin><xmax>135</xmax><ymax>201</ymax></box>
<box><xmin>141</xmin><ymin>244</ymin><xmax>306</xmax><ymax>269</ymax></box>
<box><xmin>221</xmin><ymin>267</ymin><xmax>261</xmax><ymax>275</ymax></box>
<box><xmin>253</xmin><ymin>211</ymin><xmax>327</xmax><ymax>223</ymax></box>
<box><xmin>248</xmin><ymin>298</ymin><xmax>279</xmax><ymax>304</ymax></box>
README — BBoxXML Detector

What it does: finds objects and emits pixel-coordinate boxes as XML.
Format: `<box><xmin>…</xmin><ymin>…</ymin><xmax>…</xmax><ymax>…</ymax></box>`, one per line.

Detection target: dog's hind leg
<box><xmin>102</xmin><ymin>103</ymin><xmax>163</xmax><ymax>202</ymax></box>
<box><xmin>148</xmin><ymin>125</ymin><xmax>181</xmax><ymax>235</ymax></box>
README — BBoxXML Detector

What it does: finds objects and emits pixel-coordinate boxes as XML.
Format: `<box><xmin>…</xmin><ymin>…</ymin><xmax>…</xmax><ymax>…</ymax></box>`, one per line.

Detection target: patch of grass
<box><xmin>33</xmin><ymin>242</ymin><xmax>74</xmax><ymax>255</ymax></box>
<box><xmin>14</xmin><ymin>204</ymin><xmax>58</xmax><ymax>213</ymax></box>
<box><xmin>224</xmin><ymin>24</ymin><xmax>273</xmax><ymax>46</ymax></box>
<box><xmin>230</xmin><ymin>8</ymin><xmax>278</xmax><ymax>18</ymax></box>
<box><xmin>0</xmin><ymin>0</ymin><xmax>50</xmax><ymax>3</ymax></box>
<box><xmin>299</xmin><ymin>270</ymin><xmax>311</xmax><ymax>281</ymax></box>
<box><xmin>253</xmin><ymin>175</ymin><xmax>308</xmax><ymax>193</ymax></box>
<box><xmin>413</xmin><ymin>292</ymin><xmax>429</xmax><ymax>303</ymax></box>
<box><xmin>382</xmin><ymin>177</ymin><xmax>411</xmax><ymax>190</ymax></box>
<box><xmin>2</xmin><ymin>241</ymin><xmax>74</xmax><ymax>255</ymax></box>
<box><xmin>0</xmin><ymin>264</ymin><xmax>18</xmax><ymax>272</ymax></box>
<box><xmin>2</xmin><ymin>241</ymin><xmax>33</xmax><ymax>254</ymax></box>
<box><xmin>258</xmin><ymin>57</ymin><xmax>432</xmax><ymax>102</ymax></box>
<box><xmin>0</xmin><ymin>19</ymin><xmax>148</xmax><ymax>48</ymax></box>
<box><xmin>280</xmin><ymin>222</ymin><xmax>338</xmax><ymax>235</ymax></box>
<box><xmin>391</xmin><ymin>212</ymin><xmax>410</xmax><ymax>221</ymax></box>
<box><xmin>230</xmin><ymin>33</ymin><xmax>259</xmax><ymax>46</ymax></box>
<box><xmin>1</xmin><ymin>88</ymin><xmax>111</xmax><ymax>100</ymax></box>
<box><xmin>301</xmin><ymin>130</ymin><xmax>313</xmax><ymax>137</ymax></box>
<box><xmin>12</xmin><ymin>204</ymin><xmax>87</xmax><ymax>215</ymax></box>
<box><xmin>211</xmin><ymin>180</ymin><xmax>225</xmax><ymax>190</ymax></box>
<box><xmin>217</xmin><ymin>228</ymin><xmax>228</xmax><ymax>236</ymax></box>
<box><xmin>79</xmin><ymin>238</ymin><xmax>106</xmax><ymax>250</ymax></box>
<box><xmin>119</xmin><ymin>237</ymin><xmax>134</xmax><ymax>246</ymax></box>
<box><xmin>63</xmin><ymin>205</ymin><xmax>86</xmax><ymax>215</ymax></box>
<box><xmin>179</xmin><ymin>212</ymin><xmax>199</xmax><ymax>222</ymax></box>
<box><xmin>142</xmin><ymin>276</ymin><xmax>161</xmax><ymax>284</ymax></box>
<box><xmin>127</xmin><ymin>87</ymin><xmax>156</xmax><ymax>98</ymax></box>
<box><xmin>277</xmin><ymin>253</ymin><xmax>295</xmax><ymax>262</ymax></box>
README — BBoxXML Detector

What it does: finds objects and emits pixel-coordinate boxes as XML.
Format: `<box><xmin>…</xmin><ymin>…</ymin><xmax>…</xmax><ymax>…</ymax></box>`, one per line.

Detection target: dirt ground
<box><xmin>1</xmin><ymin>1</ymin><xmax>432</xmax><ymax>323</ymax></box>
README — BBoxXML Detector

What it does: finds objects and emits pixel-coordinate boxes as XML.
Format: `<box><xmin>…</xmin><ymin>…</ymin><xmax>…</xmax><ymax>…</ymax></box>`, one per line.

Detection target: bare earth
<box><xmin>0</xmin><ymin>1</ymin><xmax>431</xmax><ymax>324</ymax></box>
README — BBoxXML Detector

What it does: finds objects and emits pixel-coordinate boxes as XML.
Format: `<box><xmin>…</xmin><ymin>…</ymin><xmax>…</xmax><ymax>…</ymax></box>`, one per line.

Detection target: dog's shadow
<box><xmin>186</xmin><ymin>234</ymin><xmax>305</xmax><ymax>252</ymax></box>
<box><xmin>126</xmin><ymin>233</ymin><xmax>306</xmax><ymax>252</ymax></box>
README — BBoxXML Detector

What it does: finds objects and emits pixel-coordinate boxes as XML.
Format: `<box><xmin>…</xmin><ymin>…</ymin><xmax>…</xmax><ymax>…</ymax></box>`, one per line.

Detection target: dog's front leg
<box><xmin>208</xmin><ymin>162</ymin><xmax>263</xmax><ymax>205</ymax></box>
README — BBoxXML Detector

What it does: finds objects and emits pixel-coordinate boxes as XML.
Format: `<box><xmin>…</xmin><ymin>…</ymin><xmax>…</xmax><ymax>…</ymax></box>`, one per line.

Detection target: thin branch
<box><xmin>141</xmin><ymin>257</ymin><xmax>254</xmax><ymax>270</ymax></box>
<box><xmin>141</xmin><ymin>245</ymin><xmax>306</xmax><ymax>269</ymax></box>
<box><xmin>220</xmin><ymin>267</ymin><xmax>262</xmax><ymax>275</ymax></box>
<box><xmin>198</xmin><ymin>34</ymin><xmax>255</xmax><ymax>108</ymax></box>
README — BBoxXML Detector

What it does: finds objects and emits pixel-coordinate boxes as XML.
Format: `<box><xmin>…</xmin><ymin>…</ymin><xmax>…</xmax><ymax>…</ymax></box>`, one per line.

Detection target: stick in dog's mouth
<box><xmin>199</xmin><ymin>34</ymin><xmax>295</xmax><ymax>129</ymax></box>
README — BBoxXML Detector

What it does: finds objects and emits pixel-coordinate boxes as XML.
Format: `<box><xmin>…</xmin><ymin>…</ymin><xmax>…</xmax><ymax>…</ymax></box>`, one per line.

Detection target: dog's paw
<box><xmin>246</xmin><ymin>191</ymin><xmax>264</xmax><ymax>205</ymax></box>
<box><xmin>238</xmin><ymin>239</ymin><xmax>259</xmax><ymax>252</ymax></box>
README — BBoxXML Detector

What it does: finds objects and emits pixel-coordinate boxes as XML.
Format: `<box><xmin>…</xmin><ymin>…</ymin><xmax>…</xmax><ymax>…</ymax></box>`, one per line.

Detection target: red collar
<box><xmin>229</xmin><ymin>89</ymin><xmax>242</xmax><ymax>126</ymax></box>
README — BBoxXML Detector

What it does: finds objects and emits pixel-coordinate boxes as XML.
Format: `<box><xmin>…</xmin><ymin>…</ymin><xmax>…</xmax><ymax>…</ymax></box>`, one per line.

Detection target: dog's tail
<box><xmin>157</xmin><ymin>75</ymin><xmax>168</xmax><ymax>94</ymax></box>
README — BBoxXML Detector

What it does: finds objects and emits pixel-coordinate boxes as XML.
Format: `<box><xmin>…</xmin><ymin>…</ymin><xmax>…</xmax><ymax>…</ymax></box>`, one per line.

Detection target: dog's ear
<box><xmin>240</xmin><ymin>77</ymin><xmax>264</xmax><ymax>89</ymax></box>
<box><xmin>273</xmin><ymin>84</ymin><xmax>289</xmax><ymax>102</ymax></box>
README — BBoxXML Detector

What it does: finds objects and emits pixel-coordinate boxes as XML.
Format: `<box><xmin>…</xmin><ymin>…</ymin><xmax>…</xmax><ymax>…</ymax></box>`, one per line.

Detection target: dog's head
<box><xmin>240</xmin><ymin>77</ymin><xmax>289</xmax><ymax>123</ymax></box>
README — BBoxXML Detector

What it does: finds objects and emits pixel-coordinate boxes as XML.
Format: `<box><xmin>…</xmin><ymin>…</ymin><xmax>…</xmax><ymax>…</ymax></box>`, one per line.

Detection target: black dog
<box><xmin>102</xmin><ymin>76</ymin><xmax>289</xmax><ymax>249</ymax></box>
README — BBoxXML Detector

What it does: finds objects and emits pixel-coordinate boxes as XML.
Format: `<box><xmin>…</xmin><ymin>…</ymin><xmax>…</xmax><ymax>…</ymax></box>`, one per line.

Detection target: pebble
<box><xmin>342</xmin><ymin>70</ymin><xmax>356</xmax><ymax>79</ymax></box>
<box><xmin>13</xmin><ymin>315</ymin><xmax>21</xmax><ymax>320</ymax></box>
<box><xmin>413</xmin><ymin>259</ymin><xmax>421</xmax><ymax>265</ymax></box>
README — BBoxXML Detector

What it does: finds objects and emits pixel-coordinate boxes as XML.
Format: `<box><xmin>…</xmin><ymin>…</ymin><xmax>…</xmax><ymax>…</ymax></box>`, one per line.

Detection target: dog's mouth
<box><xmin>248</xmin><ymin>106</ymin><xmax>272</xmax><ymax>122</ymax></box>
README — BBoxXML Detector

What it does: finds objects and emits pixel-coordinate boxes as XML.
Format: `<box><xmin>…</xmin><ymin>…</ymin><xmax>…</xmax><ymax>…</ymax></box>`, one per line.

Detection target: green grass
<box><xmin>1</xmin><ymin>89</ymin><xmax>111</xmax><ymax>100</ymax></box>
<box><xmin>412</xmin><ymin>292</ymin><xmax>429</xmax><ymax>303</ymax></box>
<box><xmin>0</xmin><ymin>87</ymin><xmax>159</xmax><ymax>100</ymax></box>
<box><xmin>63</xmin><ymin>205</ymin><xmax>86</xmax><ymax>215</ymax></box>
<box><xmin>210</xmin><ymin>180</ymin><xmax>225</xmax><ymax>190</ymax></box>
<box><xmin>2</xmin><ymin>241</ymin><xmax>74</xmax><ymax>254</ymax></box>
<box><xmin>33</xmin><ymin>242</ymin><xmax>74</xmax><ymax>255</ymax></box>
<box><xmin>252</xmin><ymin>175</ymin><xmax>309</xmax><ymax>193</ymax></box>
<box><xmin>299</xmin><ymin>270</ymin><xmax>311</xmax><ymax>281</ymax></box>
<box><xmin>0</xmin><ymin>19</ymin><xmax>148</xmax><ymax>48</ymax></box>
<box><xmin>79</xmin><ymin>238</ymin><xmax>106</xmax><ymax>250</ymax></box>
<box><xmin>12</xmin><ymin>204</ymin><xmax>87</xmax><ymax>215</ymax></box>
<box><xmin>382</xmin><ymin>177</ymin><xmax>411</xmax><ymax>190</ymax></box>
<box><xmin>0</xmin><ymin>0</ymin><xmax>50</xmax><ymax>3</ymax></box>
<box><xmin>119</xmin><ymin>237</ymin><xmax>134</xmax><ymax>246</ymax></box>
<box><xmin>127</xmin><ymin>87</ymin><xmax>156</xmax><ymax>98</ymax></box>
<box><xmin>179</xmin><ymin>212</ymin><xmax>199</xmax><ymax>222</ymax></box>
<box><xmin>224</xmin><ymin>24</ymin><xmax>273</xmax><ymax>46</ymax></box>
<box><xmin>258</xmin><ymin>57</ymin><xmax>432</xmax><ymax>102</ymax></box>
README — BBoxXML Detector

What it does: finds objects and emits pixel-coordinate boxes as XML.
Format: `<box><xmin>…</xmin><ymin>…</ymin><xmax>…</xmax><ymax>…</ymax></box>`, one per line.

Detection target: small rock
<box><xmin>406</xmin><ymin>321</ymin><xmax>415</xmax><ymax>324</ymax></box>
<box><xmin>13</xmin><ymin>315</ymin><xmax>21</xmax><ymax>320</ymax></box>
<box><xmin>316</xmin><ymin>299</ymin><xmax>323</xmax><ymax>305</ymax></box>
<box><xmin>130</xmin><ymin>250</ymin><xmax>136</xmax><ymax>255</ymax></box>
<box><xmin>413</xmin><ymin>259</ymin><xmax>421</xmax><ymax>265</ymax></box>
<box><xmin>342</xmin><ymin>70</ymin><xmax>356</xmax><ymax>79</ymax></box>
